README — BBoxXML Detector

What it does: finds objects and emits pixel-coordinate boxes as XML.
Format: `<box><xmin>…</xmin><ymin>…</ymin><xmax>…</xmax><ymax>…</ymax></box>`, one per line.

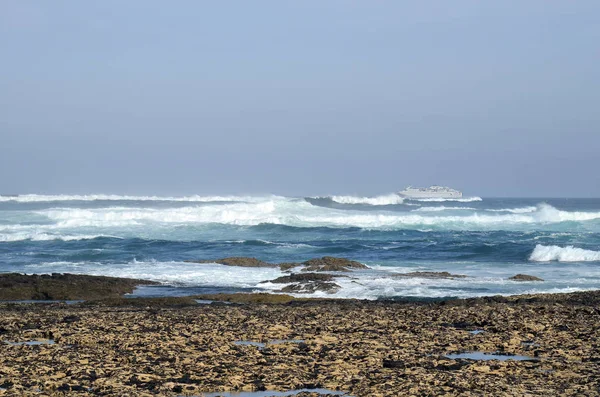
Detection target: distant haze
<box><xmin>1</xmin><ymin>1</ymin><xmax>599</xmax><ymax>197</ymax></box>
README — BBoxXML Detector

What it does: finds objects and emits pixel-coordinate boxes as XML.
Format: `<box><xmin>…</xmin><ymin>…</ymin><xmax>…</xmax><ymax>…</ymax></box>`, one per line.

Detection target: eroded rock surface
<box><xmin>0</xmin><ymin>273</ymin><xmax>157</xmax><ymax>300</ymax></box>
<box><xmin>264</xmin><ymin>273</ymin><xmax>342</xmax><ymax>284</ymax></box>
<box><xmin>279</xmin><ymin>281</ymin><xmax>342</xmax><ymax>294</ymax></box>
<box><xmin>0</xmin><ymin>291</ymin><xmax>598</xmax><ymax>396</ymax></box>
<box><xmin>301</xmin><ymin>257</ymin><xmax>368</xmax><ymax>272</ymax></box>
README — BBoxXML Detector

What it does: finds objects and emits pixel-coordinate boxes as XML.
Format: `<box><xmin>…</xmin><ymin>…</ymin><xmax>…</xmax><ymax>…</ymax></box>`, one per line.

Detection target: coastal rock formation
<box><xmin>393</xmin><ymin>271</ymin><xmax>468</xmax><ymax>279</ymax></box>
<box><xmin>509</xmin><ymin>274</ymin><xmax>544</xmax><ymax>281</ymax></box>
<box><xmin>184</xmin><ymin>257</ymin><xmax>275</xmax><ymax>267</ymax></box>
<box><xmin>264</xmin><ymin>273</ymin><xmax>342</xmax><ymax>284</ymax></box>
<box><xmin>184</xmin><ymin>256</ymin><xmax>368</xmax><ymax>273</ymax></box>
<box><xmin>0</xmin><ymin>290</ymin><xmax>599</xmax><ymax>396</ymax></box>
<box><xmin>300</xmin><ymin>257</ymin><xmax>368</xmax><ymax>272</ymax></box>
<box><xmin>280</xmin><ymin>281</ymin><xmax>341</xmax><ymax>294</ymax></box>
<box><xmin>279</xmin><ymin>262</ymin><xmax>303</xmax><ymax>271</ymax></box>
<box><xmin>262</xmin><ymin>273</ymin><xmax>346</xmax><ymax>295</ymax></box>
<box><xmin>0</xmin><ymin>273</ymin><xmax>157</xmax><ymax>300</ymax></box>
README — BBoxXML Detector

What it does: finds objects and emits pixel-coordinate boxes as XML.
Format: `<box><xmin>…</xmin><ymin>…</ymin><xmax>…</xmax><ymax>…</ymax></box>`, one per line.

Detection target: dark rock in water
<box><xmin>301</xmin><ymin>257</ymin><xmax>368</xmax><ymax>272</ymax></box>
<box><xmin>280</xmin><ymin>281</ymin><xmax>341</xmax><ymax>294</ymax></box>
<box><xmin>0</xmin><ymin>273</ymin><xmax>157</xmax><ymax>300</ymax></box>
<box><xmin>393</xmin><ymin>271</ymin><xmax>468</xmax><ymax>279</ymax></box>
<box><xmin>184</xmin><ymin>257</ymin><xmax>276</xmax><ymax>268</ymax></box>
<box><xmin>264</xmin><ymin>273</ymin><xmax>344</xmax><ymax>284</ymax></box>
<box><xmin>509</xmin><ymin>274</ymin><xmax>544</xmax><ymax>282</ymax></box>
<box><xmin>279</xmin><ymin>262</ymin><xmax>302</xmax><ymax>271</ymax></box>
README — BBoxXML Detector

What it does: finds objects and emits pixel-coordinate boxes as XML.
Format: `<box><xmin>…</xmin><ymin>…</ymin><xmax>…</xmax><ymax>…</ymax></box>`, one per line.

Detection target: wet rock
<box><xmin>193</xmin><ymin>293</ymin><xmax>296</xmax><ymax>304</ymax></box>
<box><xmin>263</xmin><ymin>273</ymin><xmax>342</xmax><ymax>284</ymax></box>
<box><xmin>509</xmin><ymin>274</ymin><xmax>544</xmax><ymax>281</ymax></box>
<box><xmin>280</xmin><ymin>282</ymin><xmax>341</xmax><ymax>294</ymax></box>
<box><xmin>279</xmin><ymin>282</ymin><xmax>342</xmax><ymax>294</ymax></box>
<box><xmin>279</xmin><ymin>263</ymin><xmax>302</xmax><ymax>271</ymax></box>
<box><xmin>185</xmin><ymin>257</ymin><xmax>276</xmax><ymax>267</ymax></box>
<box><xmin>301</xmin><ymin>257</ymin><xmax>368</xmax><ymax>272</ymax></box>
<box><xmin>393</xmin><ymin>271</ymin><xmax>468</xmax><ymax>279</ymax></box>
<box><xmin>0</xmin><ymin>289</ymin><xmax>599</xmax><ymax>396</ymax></box>
<box><xmin>0</xmin><ymin>273</ymin><xmax>157</xmax><ymax>300</ymax></box>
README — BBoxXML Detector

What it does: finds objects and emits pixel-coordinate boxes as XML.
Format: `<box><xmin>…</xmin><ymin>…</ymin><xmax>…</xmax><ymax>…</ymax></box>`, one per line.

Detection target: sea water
<box><xmin>1</xmin><ymin>194</ymin><xmax>600</xmax><ymax>300</ymax></box>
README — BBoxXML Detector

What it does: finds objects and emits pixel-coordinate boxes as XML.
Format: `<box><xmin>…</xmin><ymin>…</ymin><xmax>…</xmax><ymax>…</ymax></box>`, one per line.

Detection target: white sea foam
<box><xmin>412</xmin><ymin>206</ymin><xmax>476</xmax><ymax>212</ymax></box>
<box><xmin>407</xmin><ymin>196</ymin><xmax>483</xmax><ymax>202</ymax></box>
<box><xmin>529</xmin><ymin>244</ymin><xmax>600</xmax><ymax>262</ymax></box>
<box><xmin>0</xmin><ymin>194</ymin><xmax>281</xmax><ymax>203</ymax></box>
<box><xmin>24</xmin><ymin>260</ymin><xmax>285</xmax><ymax>288</ymax></box>
<box><xmin>486</xmin><ymin>206</ymin><xmax>538</xmax><ymax>214</ymax></box>
<box><xmin>24</xmin><ymin>201</ymin><xmax>600</xmax><ymax>231</ymax></box>
<box><xmin>0</xmin><ymin>233</ymin><xmax>113</xmax><ymax>242</ymax></box>
<box><xmin>329</xmin><ymin>194</ymin><xmax>404</xmax><ymax>205</ymax></box>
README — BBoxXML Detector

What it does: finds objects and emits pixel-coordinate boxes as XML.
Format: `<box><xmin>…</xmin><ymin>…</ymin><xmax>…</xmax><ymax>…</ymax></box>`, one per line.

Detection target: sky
<box><xmin>1</xmin><ymin>1</ymin><xmax>599</xmax><ymax>197</ymax></box>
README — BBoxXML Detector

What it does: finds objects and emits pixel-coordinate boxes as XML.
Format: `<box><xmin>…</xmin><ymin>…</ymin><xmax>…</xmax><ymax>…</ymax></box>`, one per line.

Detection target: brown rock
<box><xmin>280</xmin><ymin>281</ymin><xmax>341</xmax><ymax>294</ymax></box>
<box><xmin>185</xmin><ymin>257</ymin><xmax>275</xmax><ymax>267</ymax></box>
<box><xmin>262</xmin><ymin>273</ymin><xmax>342</xmax><ymax>284</ymax></box>
<box><xmin>301</xmin><ymin>257</ymin><xmax>368</xmax><ymax>272</ymax></box>
<box><xmin>509</xmin><ymin>274</ymin><xmax>544</xmax><ymax>281</ymax></box>
<box><xmin>0</xmin><ymin>273</ymin><xmax>157</xmax><ymax>300</ymax></box>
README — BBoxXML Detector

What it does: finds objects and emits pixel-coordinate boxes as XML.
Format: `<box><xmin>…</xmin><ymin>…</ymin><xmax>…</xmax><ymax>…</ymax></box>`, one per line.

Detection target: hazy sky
<box><xmin>1</xmin><ymin>1</ymin><xmax>599</xmax><ymax>197</ymax></box>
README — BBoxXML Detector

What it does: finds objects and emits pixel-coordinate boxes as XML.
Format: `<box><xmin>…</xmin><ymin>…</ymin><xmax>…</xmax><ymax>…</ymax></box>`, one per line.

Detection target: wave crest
<box><xmin>329</xmin><ymin>194</ymin><xmax>404</xmax><ymax>205</ymax></box>
<box><xmin>529</xmin><ymin>244</ymin><xmax>600</xmax><ymax>262</ymax></box>
<box><xmin>0</xmin><ymin>194</ymin><xmax>281</xmax><ymax>203</ymax></box>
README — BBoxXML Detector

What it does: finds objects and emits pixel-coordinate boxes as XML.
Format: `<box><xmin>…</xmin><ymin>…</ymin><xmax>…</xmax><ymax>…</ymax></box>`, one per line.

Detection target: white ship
<box><xmin>398</xmin><ymin>185</ymin><xmax>462</xmax><ymax>199</ymax></box>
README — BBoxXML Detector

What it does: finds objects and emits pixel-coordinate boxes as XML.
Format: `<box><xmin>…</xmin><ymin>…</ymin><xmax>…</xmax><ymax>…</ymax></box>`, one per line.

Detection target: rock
<box><xmin>509</xmin><ymin>274</ymin><xmax>544</xmax><ymax>281</ymax></box>
<box><xmin>393</xmin><ymin>271</ymin><xmax>468</xmax><ymax>279</ymax></box>
<box><xmin>279</xmin><ymin>263</ymin><xmax>302</xmax><ymax>271</ymax></box>
<box><xmin>185</xmin><ymin>257</ymin><xmax>275</xmax><ymax>267</ymax></box>
<box><xmin>0</xmin><ymin>273</ymin><xmax>158</xmax><ymax>300</ymax></box>
<box><xmin>279</xmin><ymin>281</ymin><xmax>341</xmax><ymax>294</ymax></box>
<box><xmin>262</xmin><ymin>273</ymin><xmax>342</xmax><ymax>284</ymax></box>
<box><xmin>192</xmin><ymin>293</ymin><xmax>296</xmax><ymax>304</ymax></box>
<box><xmin>301</xmin><ymin>257</ymin><xmax>368</xmax><ymax>272</ymax></box>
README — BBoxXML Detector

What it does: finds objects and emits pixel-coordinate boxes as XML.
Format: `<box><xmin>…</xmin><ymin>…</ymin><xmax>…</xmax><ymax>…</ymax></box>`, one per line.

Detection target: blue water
<box><xmin>1</xmin><ymin>193</ymin><xmax>600</xmax><ymax>299</ymax></box>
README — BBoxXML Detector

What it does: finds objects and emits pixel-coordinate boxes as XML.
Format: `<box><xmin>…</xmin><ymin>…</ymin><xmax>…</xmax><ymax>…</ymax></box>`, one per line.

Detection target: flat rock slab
<box><xmin>0</xmin><ymin>289</ymin><xmax>598</xmax><ymax>396</ymax></box>
<box><xmin>393</xmin><ymin>271</ymin><xmax>468</xmax><ymax>279</ymax></box>
<box><xmin>0</xmin><ymin>273</ymin><xmax>158</xmax><ymax>300</ymax></box>
<box><xmin>184</xmin><ymin>256</ymin><xmax>369</xmax><ymax>272</ymax></box>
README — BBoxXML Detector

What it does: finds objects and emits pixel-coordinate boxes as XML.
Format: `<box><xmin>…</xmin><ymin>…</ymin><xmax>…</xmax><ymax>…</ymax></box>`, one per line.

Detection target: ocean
<box><xmin>1</xmin><ymin>193</ymin><xmax>599</xmax><ymax>300</ymax></box>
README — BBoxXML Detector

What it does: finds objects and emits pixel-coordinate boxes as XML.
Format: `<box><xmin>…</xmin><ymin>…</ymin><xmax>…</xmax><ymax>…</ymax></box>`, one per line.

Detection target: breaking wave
<box><xmin>412</xmin><ymin>206</ymin><xmax>476</xmax><ymax>212</ymax></box>
<box><xmin>486</xmin><ymin>206</ymin><xmax>537</xmax><ymax>214</ymax></box>
<box><xmin>0</xmin><ymin>233</ymin><xmax>114</xmax><ymax>242</ymax></box>
<box><xmin>26</xmin><ymin>202</ymin><xmax>600</xmax><ymax>231</ymax></box>
<box><xmin>407</xmin><ymin>196</ymin><xmax>483</xmax><ymax>202</ymax></box>
<box><xmin>0</xmin><ymin>194</ymin><xmax>279</xmax><ymax>203</ymax></box>
<box><xmin>329</xmin><ymin>194</ymin><xmax>404</xmax><ymax>205</ymax></box>
<box><xmin>529</xmin><ymin>244</ymin><xmax>600</xmax><ymax>262</ymax></box>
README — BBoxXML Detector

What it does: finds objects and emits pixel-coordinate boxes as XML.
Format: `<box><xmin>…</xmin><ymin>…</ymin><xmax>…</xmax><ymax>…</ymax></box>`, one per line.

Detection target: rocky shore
<box><xmin>1</xmin><ymin>289</ymin><xmax>599</xmax><ymax>396</ymax></box>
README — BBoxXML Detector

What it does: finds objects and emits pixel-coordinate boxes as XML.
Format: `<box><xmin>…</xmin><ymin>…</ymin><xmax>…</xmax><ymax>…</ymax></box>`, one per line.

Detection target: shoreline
<box><xmin>1</xmin><ymin>289</ymin><xmax>599</xmax><ymax>396</ymax></box>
